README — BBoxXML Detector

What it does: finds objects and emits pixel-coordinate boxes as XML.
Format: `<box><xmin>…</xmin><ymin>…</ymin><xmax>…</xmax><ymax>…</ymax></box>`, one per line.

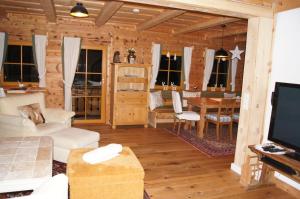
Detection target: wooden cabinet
<box><xmin>110</xmin><ymin>63</ymin><xmax>150</xmax><ymax>129</ymax></box>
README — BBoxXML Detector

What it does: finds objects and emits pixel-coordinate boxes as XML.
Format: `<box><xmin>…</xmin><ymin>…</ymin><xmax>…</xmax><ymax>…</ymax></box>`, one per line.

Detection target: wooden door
<box><xmin>72</xmin><ymin>46</ymin><xmax>107</xmax><ymax>123</ymax></box>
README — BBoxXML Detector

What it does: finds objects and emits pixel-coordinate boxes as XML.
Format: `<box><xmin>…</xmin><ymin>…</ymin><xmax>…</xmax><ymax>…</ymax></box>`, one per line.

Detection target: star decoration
<box><xmin>230</xmin><ymin>45</ymin><xmax>244</xmax><ymax>60</ymax></box>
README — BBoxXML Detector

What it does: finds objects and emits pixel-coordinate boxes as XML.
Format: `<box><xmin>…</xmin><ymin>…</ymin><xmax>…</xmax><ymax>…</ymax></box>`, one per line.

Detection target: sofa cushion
<box><xmin>18</xmin><ymin>103</ymin><xmax>46</xmax><ymax>125</ymax></box>
<box><xmin>50</xmin><ymin>128</ymin><xmax>100</xmax><ymax>149</ymax></box>
<box><xmin>0</xmin><ymin>93</ymin><xmax>46</xmax><ymax>116</ymax></box>
<box><xmin>36</xmin><ymin>123</ymin><xmax>67</xmax><ymax>135</ymax></box>
<box><xmin>149</xmin><ymin>91</ymin><xmax>163</xmax><ymax>111</ymax></box>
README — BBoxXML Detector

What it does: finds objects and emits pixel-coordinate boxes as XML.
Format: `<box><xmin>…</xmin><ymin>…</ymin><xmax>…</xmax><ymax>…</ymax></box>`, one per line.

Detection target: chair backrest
<box><xmin>0</xmin><ymin>92</ymin><xmax>46</xmax><ymax>116</ymax></box>
<box><xmin>218</xmin><ymin>98</ymin><xmax>236</xmax><ymax>116</ymax></box>
<box><xmin>171</xmin><ymin>91</ymin><xmax>182</xmax><ymax>114</ymax></box>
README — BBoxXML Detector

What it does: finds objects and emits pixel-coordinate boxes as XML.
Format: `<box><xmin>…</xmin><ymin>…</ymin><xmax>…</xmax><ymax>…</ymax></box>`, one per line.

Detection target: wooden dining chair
<box><xmin>232</xmin><ymin>108</ymin><xmax>240</xmax><ymax>123</ymax></box>
<box><xmin>205</xmin><ymin>98</ymin><xmax>235</xmax><ymax>141</ymax></box>
<box><xmin>171</xmin><ymin>91</ymin><xmax>200</xmax><ymax>135</ymax></box>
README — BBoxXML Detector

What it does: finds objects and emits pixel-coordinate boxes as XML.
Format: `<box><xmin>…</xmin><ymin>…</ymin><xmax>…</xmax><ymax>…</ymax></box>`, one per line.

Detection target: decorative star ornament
<box><xmin>230</xmin><ymin>45</ymin><xmax>244</xmax><ymax>60</ymax></box>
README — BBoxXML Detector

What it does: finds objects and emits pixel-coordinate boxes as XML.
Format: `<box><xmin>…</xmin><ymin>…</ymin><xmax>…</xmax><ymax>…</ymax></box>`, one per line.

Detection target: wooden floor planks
<box><xmin>75</xmin><ymin>124</ymin><xmax>298</xmax><ymax>199</ymax></box>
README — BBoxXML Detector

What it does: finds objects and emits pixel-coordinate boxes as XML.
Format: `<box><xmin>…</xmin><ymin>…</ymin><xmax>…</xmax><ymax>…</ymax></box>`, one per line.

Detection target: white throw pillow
<box><xmin>149</xmin><ymin>91</ymin><xmax>163</xmax><ymax>111</ymax></box>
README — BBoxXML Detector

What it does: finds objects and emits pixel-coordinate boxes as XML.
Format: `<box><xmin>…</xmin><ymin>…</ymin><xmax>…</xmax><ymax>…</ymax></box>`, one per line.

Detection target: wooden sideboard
<box><xmin>110</xmin><ymin>63</ymin><xmax>150</xmax><ymax>129</ymax></box>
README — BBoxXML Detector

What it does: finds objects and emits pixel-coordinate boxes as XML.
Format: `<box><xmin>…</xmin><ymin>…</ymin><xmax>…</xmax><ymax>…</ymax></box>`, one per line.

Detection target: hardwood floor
<box><xmin>75</xmin><ymin>124</ymin><xmax>297</xmax><ymax>199</ymax></box>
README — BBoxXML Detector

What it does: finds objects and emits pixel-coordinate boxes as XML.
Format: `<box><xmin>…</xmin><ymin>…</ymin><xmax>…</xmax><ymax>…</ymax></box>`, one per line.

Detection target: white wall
<box><xmin>263</xmin><ymin>7</ymin><xmax>300</xmax><ymax>190</ymax></box>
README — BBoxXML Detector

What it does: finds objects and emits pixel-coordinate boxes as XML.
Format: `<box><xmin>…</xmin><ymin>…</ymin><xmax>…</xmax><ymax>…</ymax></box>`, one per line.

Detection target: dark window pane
<box><xmin>169</xmin><ymin>71</ymin><xmax>181</xmax><ymax>86</ymax></box>
<box><xmin>208</xmin><ymin>74</ymin><xmax>217</xmax><ymax>87</ymax></box>
<box><xmin>170</xmin><ymin>55</ymin><xmax>182</xmax><ymax>70</ymax></box>
<box><xmin>87</xmin><ymin>74</ymin><xmax>102</xmax><ymax>96</ymax></box>
<box><xmin>22</xmin><ymin>65</ymin><xmax>38</xmax><ymax>82</ymax></box>
<box><xmin>219</xmin><ymin>60</ymin><xmax>228</xmax><ymax>73</ymax></box>
<box><xmin>3</xmin><ymin>64</ymin><xmax>21</xmax><ymax>82</ymax></box>
<box><xmin>218</xmin><ymin>74</ymin><xmax>227</xmax><ymax>87</ymax></box>
<box><xmin>72</xmin><ymin>74</ymin><xmax>86</xmax><ymax>96</ymax></box>
<box><xmin>77</xmin><ymin>49</ymin><xmax>86</xmax><ymax>72</ymax></box>
<box><xmin>87</xmin><ymin>50</ymin><xmax>102</xmax><ymax>73</ymax></box>
<box><xmin>23</xmin><ymin>46</ymin><xmax>34</xmax><ymax>64</ymax></box>
<box><xmin>156</xmin><ymin>71</ymin><xmax>168</xmax><ymax>86</ymax></box>
<box><xmin>159</xmin><ymin>55</ymin><xmax>169</xmax><ymax>70</ymax></box>
<box><xmin>86</xmin><ymin>97</ymin><xmax>101</xmax><ymax>119</ymax></box>
<box><xmin>212</xmin><ymin>59</ymin><xmax>218</xmax><ymax>73</ymax></box>
<box><xmin>6</xmin><ymin>45</ymin><xmax>21</xmax><ymax>62</ymax></box>
<box><xmin>72</xmin><ymin>97</ymin><xmax>85</xmax><ymax>120</ymax></box>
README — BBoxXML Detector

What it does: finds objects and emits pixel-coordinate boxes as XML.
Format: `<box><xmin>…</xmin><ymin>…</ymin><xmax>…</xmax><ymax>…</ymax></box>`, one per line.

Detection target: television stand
<box><xmin>247</xmin><ymin>145</ymin><xmax>300</xmax><ymax>185</ymax></box>
<box><xmin>285</xmin><ymin>152</ymin><xmax>300</xmax><ymax>161</ymax></box>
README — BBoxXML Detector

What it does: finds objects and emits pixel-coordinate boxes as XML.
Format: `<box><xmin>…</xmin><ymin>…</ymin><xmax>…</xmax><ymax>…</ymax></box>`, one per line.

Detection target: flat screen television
<box><xmin>268</xmin><ymin>82</ymin><xmax>300</xmax><ymax>161</ymax></box>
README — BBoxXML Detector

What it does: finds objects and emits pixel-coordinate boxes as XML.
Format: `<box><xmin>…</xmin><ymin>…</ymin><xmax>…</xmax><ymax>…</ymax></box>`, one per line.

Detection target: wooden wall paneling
<box><xmin>233</xmin><ymin>17</ymin><xmax>274</xmax><ymax>185</ymax></box>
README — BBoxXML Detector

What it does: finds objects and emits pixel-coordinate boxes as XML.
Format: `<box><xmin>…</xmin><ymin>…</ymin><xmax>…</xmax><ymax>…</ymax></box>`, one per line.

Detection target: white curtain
<box><xmin>202</xmin><ymin>49</ymin><xmax>215</xmax><ymax>91</ymax></box>
<box><xmin>63</xmin><ymin>37</ymin><xmax>81</xmax><ymax>112</ymax></box>
<box><xmin>150</xmin><ymin>43</ymin><xmax>161</xmax><ymax>89</ymax></box>
<box><xmin>0</xmin><ymin>32</ymin><xmax>8</xmax><ymax>72</ymax></box>
<box><xmin>231</xmin><ymin>58</ymin><xmax>238</xmax><ymax>91</ymax></box>
<box><xmin>183</xmin><ymin>47</ymin><xmax>193</xmax><ymax>90</ymax></box>
<box><xmin>33</xmin><ymin>35</ymin><xmax>47</xmax><ymax>87</ymax></box>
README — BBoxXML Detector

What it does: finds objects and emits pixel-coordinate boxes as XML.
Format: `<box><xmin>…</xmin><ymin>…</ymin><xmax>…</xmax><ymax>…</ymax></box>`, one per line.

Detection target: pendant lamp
<box><xmin>215</xmin><ymin>25</ymin><xmax>228</xmax><ymax>59</ymax></box>
<box><xmin>70</xmin><ymin>3</ymin><xmax>89</xmax><ymax>18</ymax></box>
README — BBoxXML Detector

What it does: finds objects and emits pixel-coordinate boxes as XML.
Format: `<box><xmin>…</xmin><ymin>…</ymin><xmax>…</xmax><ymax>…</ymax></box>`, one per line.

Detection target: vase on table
<box><xmin>127</xmin><ymin>48</ymin><xmax>136</xmax><ymax>64</ymax></box>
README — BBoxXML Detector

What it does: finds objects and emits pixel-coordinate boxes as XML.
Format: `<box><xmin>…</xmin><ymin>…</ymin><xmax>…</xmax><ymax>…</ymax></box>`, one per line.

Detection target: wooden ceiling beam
<box><xmin>207</xmin><ymin>26</ymin><xmax>248</xmax><ymax>38</ymax></box>
<box><xmin>119</xmin><ymin>0</ymin><xmax>273</xmax><ymax>18</ymax></box>
<box><xmin>137</xmin><ymin>9</ymin><xmax>185</xmax><ymax>31</ymax></box>
<box><xmin>95</xmin><ymin>1</ymin><xmax>124</xmax><ymax>26</ymax></box>
<box><xmin>40</xmin><ymin>0</ymin><xmax>56</xmax><ymax>23</ymax></box>
<box><xmin>274</xmin><ymin>0</ymin><xmax>300</xmax><ymax>13</ymax></box>
<box><xmin>173</xmin><ymin>17</ymin><xmax>240</xmax><ymax>35</ymax></box>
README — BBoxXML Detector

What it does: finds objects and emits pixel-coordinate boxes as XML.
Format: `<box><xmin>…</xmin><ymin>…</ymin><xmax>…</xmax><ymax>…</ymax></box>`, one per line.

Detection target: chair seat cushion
<box><xmin>176</xmin><ymin>111</ymin><xmax>200</xmax><ymax>121</ymax></box>
<box><xmin>206</xmin><ymin>113</ymin><xmax>232</xmax><ymax>122</ymax></box>
<box><xmin>50</xmin><ymin>127</ymin><xmax>100</xmax><ymax>149</ymax></box>
<box><xmin>233</xmin><ymin>113</ymin><xmax>240</xmax><ymax>120</ymax></box>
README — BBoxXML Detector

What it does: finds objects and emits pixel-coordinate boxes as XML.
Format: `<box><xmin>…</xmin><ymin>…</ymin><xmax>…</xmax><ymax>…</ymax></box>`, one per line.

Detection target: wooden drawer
<box><xmin>116</xmin><ymin>92</ymin><xmax>147</xmax><ymax>104</ymax></box>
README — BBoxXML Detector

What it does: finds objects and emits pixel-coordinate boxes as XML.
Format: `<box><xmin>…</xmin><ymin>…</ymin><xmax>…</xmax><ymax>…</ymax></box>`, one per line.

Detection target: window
<box><xmin>208</xmin><ymin>57</ymin><xmax>230</xmax><ymax>88</ymax></box>
<box><xmin>155</xmin><ymin>51</ymin><xmax>182</xmax><ymax>88</ymax></box>
<box><xmin>2</xmin><ymin>44</ymin><xmax>38</xmax><ymax>84</ymax></box>
<box><xmin>72</xmin><ymin>48</ymin><xmax>105</xmax><ymax>121</ymax></box>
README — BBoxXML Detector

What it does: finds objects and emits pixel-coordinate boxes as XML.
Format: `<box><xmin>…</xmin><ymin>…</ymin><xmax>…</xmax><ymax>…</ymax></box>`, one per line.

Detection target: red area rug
<box><xmin>165</xmin><ymin>124</ymin><xmax>237</xmax><ymax>157</ymax></box>
<box><xmin>2</xmin><ymin>160</ymin><xmax>150</xmax><ymax>199</ymax></box>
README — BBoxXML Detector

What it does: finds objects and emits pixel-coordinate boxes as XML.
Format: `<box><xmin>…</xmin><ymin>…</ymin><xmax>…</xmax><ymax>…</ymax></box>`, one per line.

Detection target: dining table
<box><xmin>187</xmin><ymin>97</ymin><xmax>240</xmax><ymax>139</ymax></box>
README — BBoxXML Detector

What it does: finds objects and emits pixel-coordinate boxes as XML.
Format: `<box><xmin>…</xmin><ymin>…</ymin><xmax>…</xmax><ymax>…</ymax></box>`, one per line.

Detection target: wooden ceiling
<box><xmin>0</xmin><ymin>0</ymin><xmax>254</xmax><ymax>38</ymax></box>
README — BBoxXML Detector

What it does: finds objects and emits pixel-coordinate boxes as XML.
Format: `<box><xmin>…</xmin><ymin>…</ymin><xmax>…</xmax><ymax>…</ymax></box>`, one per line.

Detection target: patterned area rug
<box><xmin>166</xmin><ymin>124</ymin><xmax>236</xmax><ymax>157</ymax></box>
<box><xmin>2</xmin><ymin>160</ymin><xmax>150</xmax><ymax>199</ymax></box>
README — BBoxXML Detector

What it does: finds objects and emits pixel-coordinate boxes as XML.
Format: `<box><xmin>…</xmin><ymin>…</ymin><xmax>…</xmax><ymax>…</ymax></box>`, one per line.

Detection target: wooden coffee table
<box><xmin>0</xmin><ymin>136</ymin><xmax>53</xmax><ymax>193</ymax></box>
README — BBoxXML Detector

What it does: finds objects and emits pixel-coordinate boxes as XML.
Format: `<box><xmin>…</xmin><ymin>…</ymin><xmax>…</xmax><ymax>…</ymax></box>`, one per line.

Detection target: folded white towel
<box><xmin>82</xmin><ymin>144</ymin><xmax>123</xmax><ymax>164</ymax></box>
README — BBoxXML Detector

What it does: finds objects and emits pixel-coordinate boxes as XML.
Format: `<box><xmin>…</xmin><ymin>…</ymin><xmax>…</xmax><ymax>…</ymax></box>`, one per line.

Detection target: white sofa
<box><xmin>0</xmin><ymin>92</ymin><xmax>74</xmax><ymax>137</ymax></box>
<box><xmin>0</xmin><ymin>92</ymin><xmax>100</xmax><ymax>163</ymax></box>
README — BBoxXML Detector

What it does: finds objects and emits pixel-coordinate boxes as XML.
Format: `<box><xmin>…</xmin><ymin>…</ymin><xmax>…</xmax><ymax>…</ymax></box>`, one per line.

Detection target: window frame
<box><xmin>155</xmin><ymin>50</ymin><xmax>183</xmax><ymax>90</ymax></box>
<box><xmin>1</xmin><ymin>41</ymin><xmax>38</xmax><ymax>87</ymax></box>
<box><xmin>207</xmin><ymin>56</ymin><xmax>231</xmax><ymax>91</ymax></box>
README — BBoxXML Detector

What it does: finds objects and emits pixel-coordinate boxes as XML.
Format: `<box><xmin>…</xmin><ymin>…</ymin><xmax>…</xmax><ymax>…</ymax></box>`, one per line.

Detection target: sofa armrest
<box><xmin>44</xmin><ymin>108</ymin><xmax>75</xmax><ymax>123</ymax></box>
<box><xmin>0</xmin><ymin>114</ymin><xmax>37</xmax><ymax>136</ymax></box>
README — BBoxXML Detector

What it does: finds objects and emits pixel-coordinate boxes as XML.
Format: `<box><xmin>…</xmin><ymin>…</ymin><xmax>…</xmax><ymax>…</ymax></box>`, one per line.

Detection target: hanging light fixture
<box><xmin>70</xmin><ymin>3</ymin><xmax>89</xmax><ymax>18</ymax></box>
<box><xmin>215</xmin><ymin>24</ymin><xmax>228</xmax><ymax>59</ymax></box>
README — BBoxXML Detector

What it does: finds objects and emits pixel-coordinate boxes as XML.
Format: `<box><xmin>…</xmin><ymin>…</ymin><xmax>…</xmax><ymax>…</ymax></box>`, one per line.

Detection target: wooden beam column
<box><xmin>233</xmin><ymin>17</ymin><xmax>274</xmax><ymax>184</ymax></box>
<box><xmin>40</xmin><ymin>0</ymin><xmax>56</xmax><ymax>23</ymax></box>
<box><xmin>95</xmin><ymin>1</ymin><xmax>124</xmax><ymax>27</ymax></box>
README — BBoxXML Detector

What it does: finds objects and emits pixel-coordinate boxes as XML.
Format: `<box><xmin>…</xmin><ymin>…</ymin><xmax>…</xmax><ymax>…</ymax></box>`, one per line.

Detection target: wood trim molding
<box><xmin>95</xmin><ymin>1</ymin><xmax>124</xmax><ymax>27</ymax></box>
<box><xmin>173</xmin><ymin>17</ymin><xmax>240</xmax><ymax>35</ymax></box>
<box><xmin>119</xmin><ymin>0</ymin><xmax>273</xmax><ymax>18</ymax></box>
<box><xmin>137</xmin><ymin>9</ymin><xmax>185</xmax><ymax>31</ymax></box>
<box><xmin>40</xmin><ymin>0</ymin><xmax>56</xmax><ymax>23</ymax></box>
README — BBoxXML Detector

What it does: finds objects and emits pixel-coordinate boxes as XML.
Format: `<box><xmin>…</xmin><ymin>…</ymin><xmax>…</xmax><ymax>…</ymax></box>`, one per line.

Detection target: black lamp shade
<box><xmin>70</xmin><ymin>3</ymin><xmax>88</xmax><ymax>18</ymax></box>
<box><xmin>215</xmin><ymin>48</ymin><xmax>228</xmax><ymax>58</ymax></box>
